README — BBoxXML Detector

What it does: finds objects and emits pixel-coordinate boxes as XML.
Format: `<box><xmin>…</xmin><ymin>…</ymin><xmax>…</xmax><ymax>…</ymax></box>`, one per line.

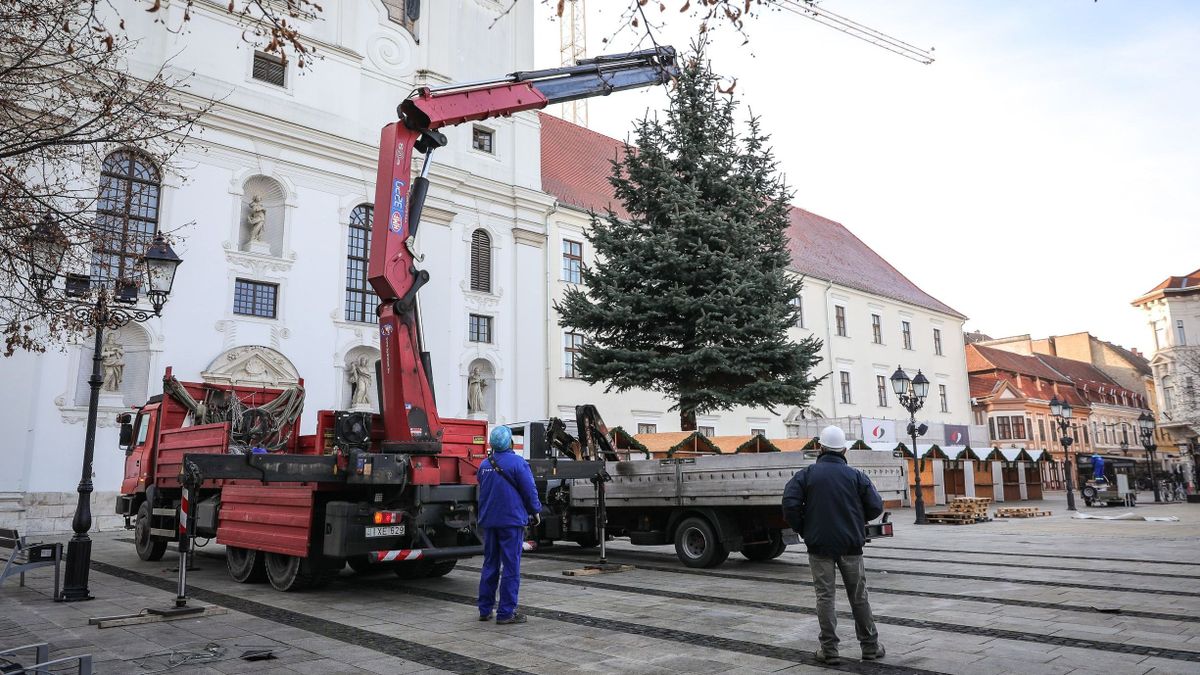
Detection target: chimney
<box><xmin>1131</xmin><ymin>348</ymin><xmax>1143</xmax><ymax>357</ymax></box>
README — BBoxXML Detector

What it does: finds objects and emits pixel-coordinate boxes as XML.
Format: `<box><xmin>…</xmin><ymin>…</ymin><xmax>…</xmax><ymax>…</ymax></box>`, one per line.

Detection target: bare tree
<box><xmin>0</xmin><ymin>0</ymin><xmax>326</xmax><ymax>356</ymax></box>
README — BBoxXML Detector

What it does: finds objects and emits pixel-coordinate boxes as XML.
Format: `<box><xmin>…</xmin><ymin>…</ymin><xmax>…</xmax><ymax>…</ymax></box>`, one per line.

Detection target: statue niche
<box><xmin>239</xmin><ymin>176</ymin><xmax>285</xmax><ymax>256</ymax></box>
<box><xmin>465</xmin><ymin>359</ymin><xmax>495</xmax><ymax>421</ymax></box>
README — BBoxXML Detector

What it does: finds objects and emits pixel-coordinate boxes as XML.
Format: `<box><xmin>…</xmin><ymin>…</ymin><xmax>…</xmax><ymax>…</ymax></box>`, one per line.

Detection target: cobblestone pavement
<box><xmin>2</xmin><ymin>492</ymin><xmax>1198</xmax><ymax>674</ymax></box>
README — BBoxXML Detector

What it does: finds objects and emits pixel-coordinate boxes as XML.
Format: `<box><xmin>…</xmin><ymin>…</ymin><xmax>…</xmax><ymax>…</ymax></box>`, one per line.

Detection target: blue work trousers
<box><xmin>477</xmin><ymin>526</ymin><xmax>524</xmax><ymax>619</ymax></box>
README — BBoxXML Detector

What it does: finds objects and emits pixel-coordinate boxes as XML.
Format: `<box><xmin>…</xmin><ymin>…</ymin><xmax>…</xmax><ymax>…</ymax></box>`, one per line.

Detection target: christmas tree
<box><xmin>556</xmin><ymin>46</ymin><xmax>824</xmax><ymax>430</ymax></box>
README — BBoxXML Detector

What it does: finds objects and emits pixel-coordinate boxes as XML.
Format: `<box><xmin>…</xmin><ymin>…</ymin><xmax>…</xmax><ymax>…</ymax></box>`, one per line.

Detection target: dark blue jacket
<box><xmin>477</xmin><ymin>448</ymin><xmax>543</xmax><ymax>528</ymax></box>
<box><xmin>781</xmin><ymin>452</ymin><xmax>883</xmax><ymax>556</ymax></box>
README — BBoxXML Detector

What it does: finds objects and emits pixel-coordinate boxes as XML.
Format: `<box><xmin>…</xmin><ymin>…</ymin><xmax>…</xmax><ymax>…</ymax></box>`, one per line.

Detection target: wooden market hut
<box><xmin>633</xmin><ymin>431</ymin><xmax>720</xmax><ymax>458</ymax></box>
<box><xmin>940</xmin><ymin>445</ymin><xmax>983</xmax><ymax>500</ymax></box>
<box><xmin>609</xmin><ymin>426</ymin><xmax>652</xmax><ymax>460</ymax></box>
<box><xmin>708</xmin><ymin>435</ymin><xmax>783</xmax><ymax>454</ymax></box>
<box><xmin>984</xmin><ymin>447</ymin><xmax>1034</xmax><ymax>502</ymax></box>
<box><xmin>897</xmin><ymin>442</ymin><xmax>947</xmax><ymax>507</ymax></box>
<box><xmin>969</xmin><ymin>446</ymin><xmax>995</xmax><ymax>501</ymax></box>
<box><xmin>1022</xmin><ymin>449</ymin><xmax>1050</xmax><ymax>500</ymax></box>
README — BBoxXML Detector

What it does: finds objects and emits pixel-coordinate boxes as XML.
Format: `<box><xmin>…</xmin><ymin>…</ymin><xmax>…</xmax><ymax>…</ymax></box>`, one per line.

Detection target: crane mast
<box><xmin>368</xmin><ymin>47</ymin><xmax>678</xmax><ymax>454</ymax></box>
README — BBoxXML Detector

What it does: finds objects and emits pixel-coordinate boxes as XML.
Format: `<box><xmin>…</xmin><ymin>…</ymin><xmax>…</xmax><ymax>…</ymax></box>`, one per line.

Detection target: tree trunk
<box><xmin>679</xmin><ymin>403</ymin><xmax>697</xmax><ymax>431</ymax></box>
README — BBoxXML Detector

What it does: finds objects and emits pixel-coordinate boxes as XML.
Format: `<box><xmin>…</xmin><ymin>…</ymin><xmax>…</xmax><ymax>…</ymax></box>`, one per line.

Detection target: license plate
<box><xmin>365</xmin><ymin>525</ymin><xmax>405</xmax><ymax>538</ymax></box>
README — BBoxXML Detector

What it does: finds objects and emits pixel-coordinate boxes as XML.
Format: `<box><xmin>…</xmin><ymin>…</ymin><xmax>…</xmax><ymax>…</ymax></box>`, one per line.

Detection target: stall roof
<box><xmin>985</xmin><ymin>447</ymin><xmax>1034</xmax><ymax>462</ymax></box>
<box><xmin>774</xmin><ymin>438</ymin><xmax>814</xmax><ymax>452</ymax></box>
<box><xmin>896</xmin><ymin>442</ymin><xmax>946</xmax><ymax>459</ymax></box>
<box><xmin>609</xmin><ymin>426</ymin><xmax>651</xmax><ymax>458</ymax></box>
<box><xmin>867</xmin><ymin>441</ymin><xmax>901</xmax><ymax>454</ymax></box>
<box><xmin>709</xmin><ymin>435</ymin><xmax>782</xmax><ymax>454</ymax></box>
<box><xmin>1024</xmin><ymin>448</ymin><xmax>1053</xmax><ymax>462</ymax></box>
<box><xmin>941</xmin><ymin>445</ymin><xmax>983</xmax><ymax>461</ymax></box>
<box><xmin>633</xmin><ymin>431</ymin><xmax>720</xmax><ymax>457</ymax></box>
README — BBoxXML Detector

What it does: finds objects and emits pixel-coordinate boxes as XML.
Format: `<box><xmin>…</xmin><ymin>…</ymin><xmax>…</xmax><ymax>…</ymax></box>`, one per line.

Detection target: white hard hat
<box><xmin>819</xmin><ymin>425</ymin><xmax>848</xmax><ymax>451</ymax></box>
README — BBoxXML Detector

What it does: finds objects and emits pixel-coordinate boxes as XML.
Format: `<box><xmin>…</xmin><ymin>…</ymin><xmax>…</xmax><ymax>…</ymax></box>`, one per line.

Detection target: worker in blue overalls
<box><xmin>1092</xmin><ymin>454</ymin><xmax>1106</xmax><ymax>484</ymax></box>
<box><xmin>476</xmin><ymin>425</ymin><xmax>542</xmax><ymax>624</ymax></box>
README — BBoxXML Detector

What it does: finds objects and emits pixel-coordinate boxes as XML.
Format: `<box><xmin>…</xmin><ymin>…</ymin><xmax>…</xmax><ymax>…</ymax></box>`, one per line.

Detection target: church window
<box><xmin>345</xmin><ymin>204</ymin><xmax>376</xmax><ymax>323</ymax></box>
<box><xmin>472</xmin><ymin>126</ymin><xmax>494</xmax><ymax>154</ymax></box>
<box><xmin>252</xmin><ymin>51</ymin><xmax>286</xmax><ymax>87</ymax></box>
<box><xmin>233</xmin><ymin>279</ymin><xmax>277</xmax><ymax>318</ymax></box>
<box><xmin>93</xmin><ymin>150</ymin><xmax>160</xmax><ymax>285</ymax></box>
<box><xmin>468</xmin><ymin>314</ymin><xmax>492</xmax><ymax>343</ymax></box>
<box><xmin>470</xmin><ymin>229</ymin><xmax>492</xmax><ymax>293</ymax></box>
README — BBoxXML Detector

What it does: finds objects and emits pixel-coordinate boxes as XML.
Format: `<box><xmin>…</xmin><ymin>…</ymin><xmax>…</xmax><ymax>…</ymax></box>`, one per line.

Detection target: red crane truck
<box><xmin>115</xmin><ymin>47</ymin><xmax>679</xmax><ymax>591</ymax></box>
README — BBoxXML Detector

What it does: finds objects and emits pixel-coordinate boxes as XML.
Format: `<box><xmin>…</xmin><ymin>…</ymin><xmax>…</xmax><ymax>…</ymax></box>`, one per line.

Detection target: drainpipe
<box><xmin>825</xmin><ymin>280</ymin><xmax>836</xmax><ymax>418</ymax></box>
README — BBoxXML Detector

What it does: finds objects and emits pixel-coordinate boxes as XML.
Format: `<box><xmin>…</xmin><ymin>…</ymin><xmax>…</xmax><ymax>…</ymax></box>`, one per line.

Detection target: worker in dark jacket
<box><xmin>476</xmin><ymin>425</ymin><xmax>543</xmax><ymax>625</ymax></box>
<box><xmin>782</xmin><ymin>425</ymin><xmax>884</xmax><ymax>665</ymax></box>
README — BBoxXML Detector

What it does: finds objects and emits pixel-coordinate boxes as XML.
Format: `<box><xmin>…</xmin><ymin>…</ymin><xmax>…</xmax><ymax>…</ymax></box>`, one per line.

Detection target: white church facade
<box><xmin>0</xmin><ymin>1</ymin><xmax>975</xmax><ymax>533</ymax></box>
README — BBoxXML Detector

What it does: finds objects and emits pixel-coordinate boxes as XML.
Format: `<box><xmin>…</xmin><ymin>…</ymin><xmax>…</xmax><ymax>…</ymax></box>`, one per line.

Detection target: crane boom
<box><xmin>368</xmin><ymin>47</ymin><xmax>677</xmax><ymax>454</ymax></box>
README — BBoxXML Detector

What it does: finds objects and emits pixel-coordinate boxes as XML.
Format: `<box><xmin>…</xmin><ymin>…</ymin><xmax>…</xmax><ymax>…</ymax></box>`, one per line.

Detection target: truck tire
<box><xmin>674</xmin><ymin>516</ymin><xmax>728</xmax><ymax>569</ymax></box>
<box><xmin>427</xmin><ymin>560</ymin><xmax>457</xmax><ymax>577</ymax></box>
<box><xmin>264</xmin><ymin>552</ymin><xmax>335</xmax><ymax>591</ymax></box>
<box><xmin>226</xmin><ymin>546</ymin><xmax>266</xmax><ymax>583</ymax></box>
<box><xmin>347</xmin><ymin>555</ymin><xmax>380</xmax><ymax>574</ymax></box>
<box><xmin>134</xmin><ymin>501</ymin><xmax>167</xmax><ymax>562</ymax></box>
<box><xmin>741</xmin><ymin>535</ymin><xmax>787</xmax><ymax>562</ymax></box>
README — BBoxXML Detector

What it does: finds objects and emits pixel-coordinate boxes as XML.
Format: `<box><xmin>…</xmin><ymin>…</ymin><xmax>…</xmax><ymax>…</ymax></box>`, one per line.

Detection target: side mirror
<box><xmin>119</xmin><ymin>421</ymin><xmax>134</xmax><ymax>451</ymax></box>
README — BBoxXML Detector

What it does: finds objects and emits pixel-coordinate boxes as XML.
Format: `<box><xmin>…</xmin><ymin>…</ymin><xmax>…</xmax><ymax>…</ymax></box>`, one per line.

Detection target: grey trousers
<box><xmin>808</xmin><ymin>553</ymin><xmax>879</xmax><ymax>652</ymax></box>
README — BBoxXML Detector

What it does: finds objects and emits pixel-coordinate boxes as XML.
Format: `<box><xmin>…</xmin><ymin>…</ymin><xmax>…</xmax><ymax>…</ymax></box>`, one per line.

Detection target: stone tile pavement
<box><xmin>1</xmin><ymin>491</ymin><xmax>1198</xmax><ymax>674</ymax></box>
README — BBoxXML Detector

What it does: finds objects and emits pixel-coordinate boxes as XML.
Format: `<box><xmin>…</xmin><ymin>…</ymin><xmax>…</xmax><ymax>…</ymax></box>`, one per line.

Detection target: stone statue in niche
<box><xmin>245</xmin><ymin>195</ymin><xmax>268</xmax><ymax>243</ymax></box>
<box><xmin>348</xmin><ymin>356</ymin><xmax>374</xmax><ymax>408</ymax></box>
<box><xmin>100</xmin><ymin>333</ymin><xmax>124</xmax><ymax>392</ymax></box>
<box><xmin>467</xmin><ymin>367</ymin><xmax>487</xmax><ymax>414</ymax></box>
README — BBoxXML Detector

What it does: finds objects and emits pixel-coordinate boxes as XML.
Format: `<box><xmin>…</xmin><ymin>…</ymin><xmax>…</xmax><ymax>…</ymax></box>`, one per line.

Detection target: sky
<box><xmin>532</xmin><ymin>1</ymin><xmax>1200</xmax><ymax>356</ymax></box>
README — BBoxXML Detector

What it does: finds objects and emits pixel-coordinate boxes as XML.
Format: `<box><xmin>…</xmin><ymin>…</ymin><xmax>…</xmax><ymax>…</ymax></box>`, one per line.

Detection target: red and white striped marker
<box><xmin>178</xmin><ymin>487</ymin><xmax>190</xmax><ymax>538</ymax></box>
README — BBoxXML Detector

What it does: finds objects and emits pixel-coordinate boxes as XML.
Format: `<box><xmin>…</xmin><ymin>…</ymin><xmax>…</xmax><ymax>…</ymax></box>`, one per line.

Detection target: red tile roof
<box><xmin>1132</xmin><ymin>267</ymin><xmax>1200</xmax><ymax>304</ymax></box>
<box><xmin>967</xmin><ymin>344</ymin><xmax>1068</xmax><ymax>382</ymax></box>
<box><xmin>539</xmin><ymin>113</ymin><xmax>631</xmax><ymax>220</ymax></box>
<box><xmin>539</xmin><ymin>113</ymin><xmax>965</xmax><ymax>319</ymax></box>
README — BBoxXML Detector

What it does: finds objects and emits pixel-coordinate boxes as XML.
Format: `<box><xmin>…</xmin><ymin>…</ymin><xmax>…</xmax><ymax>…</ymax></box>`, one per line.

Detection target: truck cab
<box><xmin>116</xmin><ymin>398</ymin><xmax>162</xmax><ymax>519</ymax></box>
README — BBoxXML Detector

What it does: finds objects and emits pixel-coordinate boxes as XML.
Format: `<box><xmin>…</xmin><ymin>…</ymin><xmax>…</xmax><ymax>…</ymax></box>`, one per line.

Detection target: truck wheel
<box><xmin>347</xmin><ymin>555</ymin><xmax>379</xmax><ymax>574</ymax></box>
<box><xmin>134</xmin><ymin>501</ymin><xmax>166</xmax><ymax>562</ymax></box>
<box><xmin>264</xmin><ymin>552</ymin><xmax>331</xmax><ymax>591</ymax></box>
<box><xmin>1081</xmin><ymin>486</ymin><xmax>1098</xmax><ymax>500</ymax></box>
<box><xmin>742</xmin><ymin>536</ymin><xmax>787</xmax><ymax>562</ymax></box>
<box><xmin>392</xmin><ymin>559</ymin><xmax>434</xmax><ymax>579</ymax></box>
<box><xmin>427</xmin><ymin>560</ymin><xmax>457</xmax><ymax>577</ymax></box>
<box><xmin>226</xmin><ymin>546</ymin><xmax>266</xmax><ymax>583</ymax></box>
<box><xmin>674</xmin><ymin>516</ymin><xmax>729</xmax><ymax>569</ymax></box>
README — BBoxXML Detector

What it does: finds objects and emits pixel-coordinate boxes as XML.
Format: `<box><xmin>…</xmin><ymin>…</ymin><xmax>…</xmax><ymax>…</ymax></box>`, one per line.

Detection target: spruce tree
<box><xmin>555</xmin><ymin>47</ymin><xmax>824</xmax><ymax>430</ymax></box>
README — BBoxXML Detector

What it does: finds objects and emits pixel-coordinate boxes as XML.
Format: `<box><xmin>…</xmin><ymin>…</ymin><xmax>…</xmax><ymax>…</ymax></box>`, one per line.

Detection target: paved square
<box><xmin>2</xmin><ymin>493</ymin><xmax>1198</xmax><ymax>674</ymax></box>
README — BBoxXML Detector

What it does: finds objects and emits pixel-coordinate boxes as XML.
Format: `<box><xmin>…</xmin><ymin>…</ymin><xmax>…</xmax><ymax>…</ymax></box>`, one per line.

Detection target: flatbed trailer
<box><xmin>513</xmin><ymin>420</ymin><xmax>903</xmax><ymax>568</ymax></box>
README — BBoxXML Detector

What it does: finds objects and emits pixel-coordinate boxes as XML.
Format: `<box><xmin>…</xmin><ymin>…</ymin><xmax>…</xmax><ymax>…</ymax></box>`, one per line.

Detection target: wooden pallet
<box><xmin>994</xmin><ymin>507</ymin><xmax>1052</xmax><ymax>518</ymax></box>
<box><xmin>925</xmin><ymin>511</ymin><xmax>990</xmax><ymax>525</ymax></box>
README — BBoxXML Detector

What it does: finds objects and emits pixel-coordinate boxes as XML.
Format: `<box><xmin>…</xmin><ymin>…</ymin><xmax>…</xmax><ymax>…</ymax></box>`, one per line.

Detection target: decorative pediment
<box><xmin>202</xmin><ymin>345</ymin><xmax>299</xmax><ymax>388</ymax></box>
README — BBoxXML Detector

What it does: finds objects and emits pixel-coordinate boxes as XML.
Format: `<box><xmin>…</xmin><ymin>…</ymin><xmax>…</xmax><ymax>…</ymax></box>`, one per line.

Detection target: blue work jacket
<box><xmin>477</xmin><ymin>448</ymin><xmax>543</xmax><ymax>528</ymax></box>
<box><xmin>781</xmin><ymin>452</ymin><xmax>883</xmax><ymax>556</ymax></box>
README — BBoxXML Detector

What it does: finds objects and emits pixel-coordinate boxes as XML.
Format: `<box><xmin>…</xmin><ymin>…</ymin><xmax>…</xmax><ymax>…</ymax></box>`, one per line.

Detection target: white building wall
<box><xmin>0</xmin><ymin>0</ymin><xmax>545</xmax><ymax>532</ymax></box>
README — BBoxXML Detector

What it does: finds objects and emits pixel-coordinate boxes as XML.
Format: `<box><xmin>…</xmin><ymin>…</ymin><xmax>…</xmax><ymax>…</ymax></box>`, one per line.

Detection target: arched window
<box><xmin>345</xmin><ymin>204</ymin><xmax>376</xmax><ymax>323</ymax></box>
<box><xmin>93</xmin><ymin>150</ymin><xmax>160</xmax><ymax>284</ymax></box>
<box><xmin>470</xmin><ymin>229</ymin><xmax>491</xmax><ymax>293</ymax></box>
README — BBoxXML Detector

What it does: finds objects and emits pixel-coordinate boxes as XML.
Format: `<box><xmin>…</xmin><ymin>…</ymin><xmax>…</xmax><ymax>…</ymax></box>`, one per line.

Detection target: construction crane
<box><xmin>559</xmin><ymin>0</ymin><xmax>590</xmax><ymax>125</ymax></box>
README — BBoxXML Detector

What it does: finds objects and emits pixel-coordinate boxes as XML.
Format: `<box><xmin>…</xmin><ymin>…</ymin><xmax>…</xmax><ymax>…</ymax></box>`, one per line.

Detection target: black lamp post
<box><xmin>1138</xmin><ymin>411</ymin><xmax>1160</xmax><ymax>503</ymax></box>
<box><xmin>1049</xmin><ymin>395</ymin><xmax>1077</xmax><ymax>512</ymax></box>
<box><xmin>891</xmin><ymin>366</ymin><xmax>930</xmax><ymax>525</ymax></box>
<box><xmin>25</xmin><ymin>222</ymin><xmax>182</xmax><ymax>602</ymax></box>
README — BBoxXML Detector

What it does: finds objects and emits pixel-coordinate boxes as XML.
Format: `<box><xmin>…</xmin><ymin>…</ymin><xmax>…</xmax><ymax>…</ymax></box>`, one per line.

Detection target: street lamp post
<box><xmin>1049</xmin><ymin>395</ymin><xmax>1077</xmax><ymax>512</ymax></box>
<box><xmin>891</xmin><ymin>366</ymin><xmax>930</xmax><ymax>525</ymax></box>
<box><xmin>25</xmin><ymin>221</ymin><xmax>182</xmax><ymax>602</ymax></box>
<box><xmin>1138</xmin><ymin>412</ymin><xmax>1160</xmax><ymax>503</ymax></box>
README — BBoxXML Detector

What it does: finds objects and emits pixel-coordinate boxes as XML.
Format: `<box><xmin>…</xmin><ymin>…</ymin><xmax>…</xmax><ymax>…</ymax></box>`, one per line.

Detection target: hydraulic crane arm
<box><xmin>368</xmin><ymin>47</ymin><xmax>678</xmax><ymax>453</ymax></box>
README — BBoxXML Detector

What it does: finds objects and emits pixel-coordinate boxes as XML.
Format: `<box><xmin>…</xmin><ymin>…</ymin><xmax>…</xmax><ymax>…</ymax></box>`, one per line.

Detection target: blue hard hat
<box><xmin>489</xmin><ymin>425</ymin><xmax>513</xmax><ymax>452</ymax></box>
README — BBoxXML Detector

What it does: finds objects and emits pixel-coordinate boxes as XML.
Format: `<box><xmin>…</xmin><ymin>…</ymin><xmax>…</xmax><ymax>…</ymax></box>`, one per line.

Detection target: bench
<box><xmin>0</xmin><ymin>643</ymin><xmax>92</xmax><ymax>674</ymax></box>
<box><xmin>0</xmin><ymin>527</ymin><xmax>62</xmax><ymax>599</ymax></box>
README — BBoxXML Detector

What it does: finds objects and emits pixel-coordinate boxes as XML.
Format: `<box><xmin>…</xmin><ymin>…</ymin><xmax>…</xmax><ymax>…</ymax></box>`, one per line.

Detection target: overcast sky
<box><xmin>533</xmin><ymin>1</ymin><xmax>1200</xmax><ymax>356</ymax></box>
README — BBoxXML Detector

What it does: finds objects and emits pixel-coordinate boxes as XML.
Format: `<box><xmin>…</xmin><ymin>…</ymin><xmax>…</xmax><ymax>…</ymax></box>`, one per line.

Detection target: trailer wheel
<box><xmin>264</xmin><ymin>552</ymin><xmax>332</xmax><ymax>591</ymax></box>
<box><xmin>226</xmin><ymin>546</ymin><xmax>266</xmax><ymax>583</ymax></box>
<box><xmin>134</xmin><ymin>501</ymin><xmax>166</xmax><ymax>562</ymax></box>
<box><xmin>674</xmin><ymin>516</ymin><xmax>728</xmax><ymax>569</ymax></box>
<box><xmin>741</xmin><ymin>535</ymin><xmax>787</xmax><ymax>562</ymax></box>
